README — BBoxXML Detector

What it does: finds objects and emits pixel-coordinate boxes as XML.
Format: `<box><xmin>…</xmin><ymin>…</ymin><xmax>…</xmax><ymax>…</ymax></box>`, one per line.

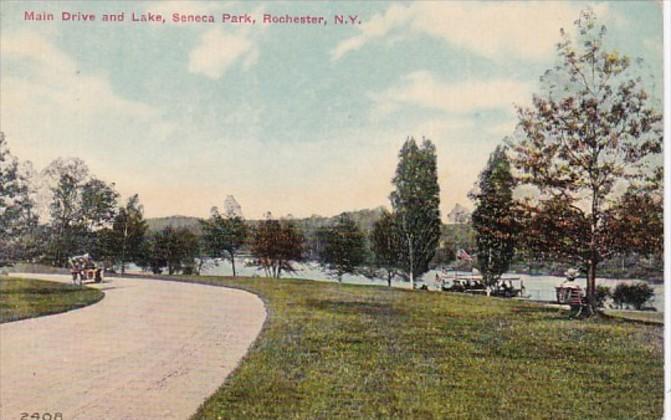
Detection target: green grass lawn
<box><xmin>0</xmin><ymin>277</ymin><xmax>104</xmax><ymax>323</ymax></box>
<box><xmin>153</xmin><ymin>276</ymin><xmax>662</xmax><ymax>419</ymax></box>
<box><xmin>603</xmin><ymin>309</ymin><xmax>664</xmax><ymax>325</ymax></box>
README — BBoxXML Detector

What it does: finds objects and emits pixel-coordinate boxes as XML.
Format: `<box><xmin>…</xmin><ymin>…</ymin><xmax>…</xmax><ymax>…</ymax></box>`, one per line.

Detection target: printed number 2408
<box><xmin>20</xmin><ymin>413</ymin><xmax>63</xmax><ymax>420</ymax></box>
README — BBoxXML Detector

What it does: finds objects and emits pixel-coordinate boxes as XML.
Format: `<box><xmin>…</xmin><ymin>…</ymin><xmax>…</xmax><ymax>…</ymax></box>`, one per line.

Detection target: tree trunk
<box><xmin>387</xmin><ymin>273</ymin><xmax>392</xmax><ymax>287</ymax></box>
<box><xmin>408</xmin><ymin>239</ymin><xmax>415</xmax><ymax>290</ymax></box>
<box><xmin>230</xmin><ymin>251</ymin><xmax>237</xmax><ymax>278</ymax></box>
<box><xmin>587</xmin><ymin>259</ymin><xmax>597</xmax><ymax>310</ymax></box>
<box><xmin>120</xmin><ymin>225</ymin><xmax>128</xmax><ymax>274</ymax></box>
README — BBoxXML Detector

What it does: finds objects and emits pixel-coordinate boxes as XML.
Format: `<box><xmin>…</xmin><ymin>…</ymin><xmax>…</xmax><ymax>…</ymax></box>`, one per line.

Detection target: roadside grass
<box><xmin>0</xmin><ymin>277</ymin><xmax>104</xmax><ymax>323</ymax></box>
<box><xmin>162</xmin><ymin>276</ymin><xmax>661</xmax><ymax>419</ymax></box>
<box><xmin>603</xmin><ymin>309</ymin><xmax>664</xmax><ymax>325</ymax></box>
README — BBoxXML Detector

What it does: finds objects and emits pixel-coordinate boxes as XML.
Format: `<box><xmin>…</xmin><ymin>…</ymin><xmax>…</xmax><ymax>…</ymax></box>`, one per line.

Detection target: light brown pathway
<box><xmin>1</xmin><ymin>274</ymin><xmax>266</xmax><ymax>419</ymax></box>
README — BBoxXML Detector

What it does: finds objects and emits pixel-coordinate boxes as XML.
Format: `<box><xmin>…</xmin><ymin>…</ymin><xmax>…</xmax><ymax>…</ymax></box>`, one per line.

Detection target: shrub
<box><xmin>612</xmin><ymin>282</ymin><xmax>655</xmax><ymax>310</ymax></box>
<box><xmin>595</xmin><ymin>285</ymin><xmax>611</xmax><ymax>308</ymax></box>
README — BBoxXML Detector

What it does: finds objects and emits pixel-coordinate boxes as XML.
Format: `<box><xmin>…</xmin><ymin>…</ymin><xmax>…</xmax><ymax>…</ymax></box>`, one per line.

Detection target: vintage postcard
<box><xmin>0</xmin><ymin>1</ymin><xmax>667</xmax><ymax>419</ymax></box>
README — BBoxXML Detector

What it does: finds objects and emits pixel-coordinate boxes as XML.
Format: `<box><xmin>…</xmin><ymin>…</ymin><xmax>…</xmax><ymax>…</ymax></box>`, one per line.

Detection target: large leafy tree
<box><xmin>605</xmin><ymin>180</ymin><xmax>662</xmax><ymax>259</ymax></box>
<box><xmin>370</xmin><ymin>210</ymin><xmax>401</xmax><ymax>287</ymax></box>
<box><xmin>251</xmin><ymin>215</ymin><xmax>304</xmax><ymax>279</ymax></box>
<box><xmin>44</xmin><ymin>158</ymin><xmax>90</xmax><ymax>265</ymax></box>
<box><xmin>80</xmin><ymin>178</ymin><xmax>119</xmax><ymax>230</ymax></box>
<box><xmin>390</xmin><ymin>137</ymin><xmax>441</xmax><ymax>288</ymax></box>
<box><xmin>109</xmin><ymin>194</ymin><xmax>147</xmax><ymax>273</ymax></box>
<box><xmin>200</xmin><ymin>206</ymin><xmax>248</xmax><ymax>278</ymax></box>
<box><xmin>0</xmin><ymin>133</ymin><xmax>37</xmax><ymax>264</ymax></box>
<box><xmin>139</xmin><ymin>226</ymin><xmax>199</xmax><ymax>275</ymax></box>
<box><xmin>469</xmin><ymin>146</ymin><xmax>517</xmax><ymax>287</ymax></box>
<box><xmin>509</xmin><ymin>9</ymin><xmax>663</xmax><ymax>308</ymax></box>
<box><xmin>42</xmin><ymin>158</ymin><xmax>120</xmax><ymax>266</ymax></box>
<box><xmin>43</xmin><ymin>158</ymin><xmax>122</xmax><ymax>265</ymax></box>
<box><xmin>318</xmin><ymin>214</ymin><xmax>367</xmax><ymax>282</ymax></box>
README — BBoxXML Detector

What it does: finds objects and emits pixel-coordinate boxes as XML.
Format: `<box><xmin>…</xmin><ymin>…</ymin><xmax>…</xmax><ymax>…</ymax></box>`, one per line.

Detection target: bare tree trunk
<box><xmin>120</xmin><ymin>225</ymin><xmax>128</xmax><ymax>274</ymax></box>
<box><xmin>408</xmin><ymin>235</ymin><xmax>415</xmax><ymax>289</ymax></box>
<box><xmin>587</xmin><ymin>258</ymin><xmax>597</xmax><ymax>310</ymax></box>
<box><xmin>230</xmin><ymin>251</ymin><xmax>237</xmax><ymax>278</ymax></box>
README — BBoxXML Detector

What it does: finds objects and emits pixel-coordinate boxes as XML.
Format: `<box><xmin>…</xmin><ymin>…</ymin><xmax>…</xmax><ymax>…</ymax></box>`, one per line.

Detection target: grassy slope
<box><xmin>0</xmin><ymin>277</ymin><xmax>104</xmax><ymax>323</ymax></box>
<box><xmin>604</xmin><ymin>309</ymin><xmax>664</xmax><ymax>325</ymax></box>
<box><xmin>162</xmin><ymin>276</ymin><xmax>663</xmax><ymax>419</ymax></box>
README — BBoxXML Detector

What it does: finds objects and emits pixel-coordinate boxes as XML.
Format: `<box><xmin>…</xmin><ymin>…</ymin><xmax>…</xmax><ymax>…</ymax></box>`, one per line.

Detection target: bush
<box><xmin>612</xmin><ymin>282</ymin><xmax>655</xmax><ymax>310</ymax></box>
<box><xmin>595</xmin><ymin>285</ymin><xmax>611</xmax><ymax>308</ymax></box>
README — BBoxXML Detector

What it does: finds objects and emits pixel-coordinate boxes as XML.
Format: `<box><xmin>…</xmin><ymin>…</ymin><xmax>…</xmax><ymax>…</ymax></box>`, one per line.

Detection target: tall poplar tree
<box><xmin>390</xmin><ymin>137</ymin><xmax>441</xmax><ymax>289</ymax></box>
<box><xmin>469</xmin><ymin>145</ymin><xmax>517</xmax><ymax>287</ymax></box>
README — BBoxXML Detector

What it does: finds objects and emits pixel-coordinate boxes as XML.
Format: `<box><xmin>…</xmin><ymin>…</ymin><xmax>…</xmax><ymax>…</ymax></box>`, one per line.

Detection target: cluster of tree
<box><xmin>250</xmin><ymin>215</ymin><xmax>304</xmax><ymax>278</ymax></box>
<box><xmin>316</xmin><ymin>214</ymin><xmax>368</xmax><ymax>282</ymax></box>
<box><xmin>469</xmin><ymin>9</ymin><xmax>663</xmax><ymax>311</ymax></box>
<box><xmin>138</xmin><ymin>226</ymin><xmax>200</xmax><ymax>275</ymax></box>
<box><xmin>611</xmin><ymin>282</ymin><xmax>655</xmax><ymax>310</ymax></box>
<box><xmin>0</xmin><ymin>140</ymin><xmax>151</xmax><ymax>273</ymax></box>
<box><xmin>312</xmin><ymin>137</ymin><xmax>442</xmax><ymax>289</ymax></box>
<box><xmin>101</xmin><ymin>206</ymin><xmax>308</xmax><ymax>278</ymax></box>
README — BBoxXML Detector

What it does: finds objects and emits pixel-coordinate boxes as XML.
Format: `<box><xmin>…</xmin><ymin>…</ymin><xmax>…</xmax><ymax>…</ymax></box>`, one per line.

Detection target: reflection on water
<box><xmin>142</xmin><ymin>258</ymin><xmax>664</xmax><ymax>312</ymax></box>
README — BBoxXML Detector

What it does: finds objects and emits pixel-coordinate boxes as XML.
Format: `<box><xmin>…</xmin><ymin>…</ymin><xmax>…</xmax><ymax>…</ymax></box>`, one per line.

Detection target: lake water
<box><xmin>198</xmin><ymin>259</ymin><xmax>665</xmax><ymax>312</ymax></box>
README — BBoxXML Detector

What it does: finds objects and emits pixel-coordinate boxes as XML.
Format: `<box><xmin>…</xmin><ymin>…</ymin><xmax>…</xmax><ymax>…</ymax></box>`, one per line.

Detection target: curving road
<box><xmin>0</xmin><ymin>274</ymin><xmax>266</xmax><ymax>420</ymax></box>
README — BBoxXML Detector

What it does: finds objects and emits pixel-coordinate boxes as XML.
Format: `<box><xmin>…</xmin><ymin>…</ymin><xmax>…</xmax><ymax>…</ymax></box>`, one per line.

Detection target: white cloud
<box><xmin>332</xmin><ymin>2</ymin><xmax>613</xmax><ymax>62</ymax></box>
<box><xmin>188</xmin><ymin>28</ymin><xmax>258</xmax><ymax>79</ymax></box>
<box><xmin>1</xmin><ymin>30</ymin><xmax>173</xmax><ymax>200</ymax></box>
<box><xmin>3</xmin><ymin>30</ymin><xmax>155</xmax><ymax>119</ymax></box>
<box><xmin>369</xmin><ymin>71</ymin><xmax>532</xmax><ymax>118</ymax></box>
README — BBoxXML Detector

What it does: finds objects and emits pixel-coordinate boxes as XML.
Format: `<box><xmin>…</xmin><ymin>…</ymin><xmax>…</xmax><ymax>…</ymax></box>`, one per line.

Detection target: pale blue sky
<box><xmin>1</xmin><ymin>1</ymin><xmax>664</xmax><ymax>219</ymax></box>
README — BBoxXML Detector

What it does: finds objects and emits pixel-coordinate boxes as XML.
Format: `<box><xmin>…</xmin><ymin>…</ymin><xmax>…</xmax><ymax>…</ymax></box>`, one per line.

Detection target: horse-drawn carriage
<box><xmin>69</xmin><ymin>254</ymin><xmax>104</xmax><ymax>286</ymax></box>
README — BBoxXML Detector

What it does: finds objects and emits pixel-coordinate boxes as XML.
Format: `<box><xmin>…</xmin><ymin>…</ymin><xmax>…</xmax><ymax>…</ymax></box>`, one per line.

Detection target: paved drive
<box><xmin>1</xmin><ymin>274</ymin><xmax>266</xmax><ymax>420</ymax></box>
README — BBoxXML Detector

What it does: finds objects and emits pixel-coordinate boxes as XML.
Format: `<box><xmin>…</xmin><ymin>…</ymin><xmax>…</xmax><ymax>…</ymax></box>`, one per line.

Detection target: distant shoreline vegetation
<box><xmin>142</xmin><ymin>211</ymin><xmax>663</xmax><ymax>283</ymax></box>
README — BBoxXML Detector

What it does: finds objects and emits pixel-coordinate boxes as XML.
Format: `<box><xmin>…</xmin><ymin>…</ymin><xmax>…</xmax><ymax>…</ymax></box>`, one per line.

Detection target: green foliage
<box><xmin>369</xmin><ymin>210</ymin><xmax>401</xmax><ymax>286</ymax></box>
<box><xmin>612</xmin><ymin>282</ymin><xmax>655</xmax><ymax>310</ymax></box>
<box><xmin>43</xmin><ymin>158</ymin><xmax>119</xmax><ymax>266</ymax></box>
<box><xmin>106</xmin><ymin>194</ymin><xmax>148</xmax><ymax>273</ymax></box>
<box><xmin>251</xmin><ymin>216</ymin><xmax>304</xmax><ymax>278</ymax></box>
<box><xmin>595</xmin><ymin>285</ymin><xmax>611</xmax><ymax>308</ymax></box>
<box><xmin>470</xmin><ymin>145</ymin><xmax>517</xmax><ymax>287</ymax></box>
<box><xmin>390</xmin><ymin>137</ymin><xmax>441</xmax><ymax>287</ymax></box>
<box><xmin>200</xmin><ymin>206</ymin><xmax>248</xmax><ymax>277</ymax></box>
<box><xmin>318</xmin><ymin>214</ymin><xmax>368</xmax><ymax>282</ymax></box>
<box><xmin>509</xmin><ymin>9</ymin><xmax>662</xmax><ymax>304</ymax></box>
<box><xmin>139</xmin><ymin>226</ymin><xmax>200</xmax><ymax>275</ymax></box>
<box><xmin>80</xmin><ymin>178</ymin><xmax>120</xmax><ymax>230</ymax></box>
<box><xmin>440</xmin><ymin>223</ymin><xmax>476</xmax><ymax>265</ymax></box>
<box><xmin>0</xmin><ymin>133</ymin><xmax>37</xmax><ymax>264</ymax></box>
<box><xmin>606</xmin><ymin>188</ymin><xmax>663</xmax><ymax>258</ymax></box>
